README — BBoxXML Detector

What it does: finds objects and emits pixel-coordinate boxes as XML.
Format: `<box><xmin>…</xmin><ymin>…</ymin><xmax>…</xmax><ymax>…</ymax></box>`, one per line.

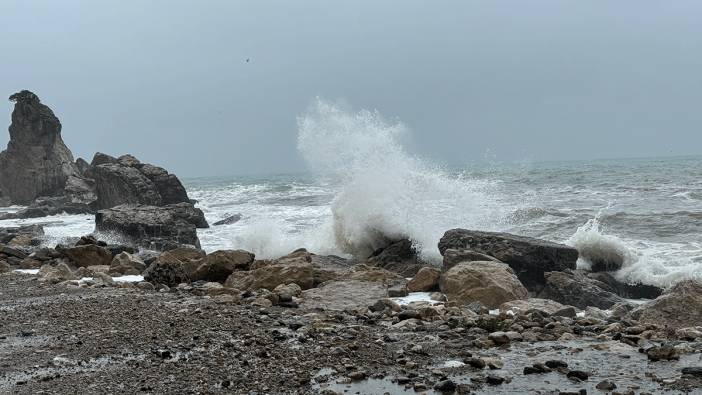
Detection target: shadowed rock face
<box><xmin>0</xmin><ymin>90</ymin><xmax>81</xmax><ymax>204</ymax></box>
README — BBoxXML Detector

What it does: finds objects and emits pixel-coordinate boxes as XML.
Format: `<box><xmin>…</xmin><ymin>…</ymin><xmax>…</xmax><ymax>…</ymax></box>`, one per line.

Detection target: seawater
<box><xmin>1</xmin><ymin>99</ymin><xmax>700</xmax><ymax>287</ymax></box>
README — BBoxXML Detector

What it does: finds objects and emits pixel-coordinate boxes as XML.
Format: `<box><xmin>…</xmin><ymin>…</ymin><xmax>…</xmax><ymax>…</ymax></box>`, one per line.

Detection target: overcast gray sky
<box><xmin>1</xmin><ymin>1</ymin><xmax>701</xmax><ymax>177</ymax></box>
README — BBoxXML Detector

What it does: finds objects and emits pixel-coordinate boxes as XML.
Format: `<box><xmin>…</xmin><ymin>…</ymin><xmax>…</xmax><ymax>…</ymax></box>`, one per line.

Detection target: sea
<box><xmin>0</xmin><ymin>100</ymin><xmax>700</xmax><ymax>288</ymax></box>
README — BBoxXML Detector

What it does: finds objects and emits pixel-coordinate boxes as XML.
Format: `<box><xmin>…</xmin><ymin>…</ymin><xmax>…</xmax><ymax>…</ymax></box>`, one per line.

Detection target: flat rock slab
<box><xmin>301</xmin><ymin>280</ymin><xmax>388</xmax><ymax>311</ymax></box>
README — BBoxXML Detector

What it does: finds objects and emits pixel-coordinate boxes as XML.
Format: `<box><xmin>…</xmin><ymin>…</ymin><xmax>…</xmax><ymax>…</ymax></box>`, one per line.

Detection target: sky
<box><xmin>1</xmin><ymin>1</ymin><xmax>701</xmax><ymax>177</ymax></box>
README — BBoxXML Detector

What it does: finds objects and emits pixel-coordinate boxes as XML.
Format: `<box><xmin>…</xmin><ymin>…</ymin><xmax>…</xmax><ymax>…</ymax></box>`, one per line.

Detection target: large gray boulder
<box><xmin>628</xmin><ymin>280</ymin><xmax>702</xmax><ymax>329</ymax></box>
<box><xmin>438</xmin><ymin>229</ymin><xmax>578</xmax><ymax>290</ymax></box>
<box><xmin>0</xmin><ymin>91</ymin><xmax>94</xmax><ymax>205</ymax></box>
<box><xmin>538</xmin><ymin>270</ymin><xmax>625</xmax><ymax>310</ymax></box>
<box><xmin>95</xmin><ymin>203</ymin><xmax>208</xmax><ymax>250</ymax></box>
<box><xmin>91</xmin><ymin>153</ymin><xmax>189</xmax><ymax>210</ymax></box>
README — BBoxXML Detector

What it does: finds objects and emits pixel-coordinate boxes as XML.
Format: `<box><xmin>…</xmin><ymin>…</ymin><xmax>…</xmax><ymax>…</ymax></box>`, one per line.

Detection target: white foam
<box><xmin>568</xmin><ymin>211</ymin><xmax>702</xmax><ymax>288</ymax></box>
<box><xmin>297</xmin><ymin>98</ymin><xmax>506</xmax><ymax>261</ymax></box>
<box><xmin>391</xmin><ymin>292</ymin><xmax>441</xmax><ymax>306</ymax></box>
<box><xmin>112</xmin><ymin>275</ymin><xmax>144</xmax><ymax>283</ymax></box>
<box><xmin>441</xmin><ymin>360</ymin><xmax>465</xmax><ymax>368</ymax></box>
<box><xmin>13</xmin><ymin>269</ymin><xmax>39</xmax><ymax>275</ymax></box>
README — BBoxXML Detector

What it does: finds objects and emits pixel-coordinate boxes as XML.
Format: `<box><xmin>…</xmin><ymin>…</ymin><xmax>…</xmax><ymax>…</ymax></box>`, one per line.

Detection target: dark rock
<box><xmin>58</xmin><ymin>244</ymin><xmax>113</xmax><ymax>267</ymax></box>
<box><xmin>545</xmin><ymin>360</ymin><xmax>568</xmax><ymax>369</ymax></box>
<box><xmin>587</xmin><ymin>272</ymin><xmax>662</xmax><ymax>299</ymax></box>
<box><xmin>0</xmin><ymin>245</ymin><xmax>28</xmax><ymax>259</ymax></box>
<box><xmin>466</xmin><ymin>357</ymin><xmax>486</xmax><ymax>369</ymax></box>
<box><xmin>433</xmin><ymin>379</ymin><xmax>456</xmax><ymax>392</ymax></box>
<box><xmin>682</xmin><ymin>367</ymin><xmax>702</xmax><ymax>377</ymax></box>
<box><xmin>75</xmin><ymin>157</ymin><xmax>91</xmax><ymax>176</ymax></box>
<box><xmin>523</xmin><ymin>366</ymin><xmax>541</xmax><ymax>375</ymax></box>
<box><xmin>143</xmin><ymin>254</ymin><xmax>189</xmax><ymax>286</ymax></box>
<box><xmin>0</xmin><ymin>225</ymin><xmax>44</xmax><ymax>244</ymax></box>
<box><xmin>398</xmin><ymin>310</ymin><xmax>421</xmax><ymax>321</ymax></box>
<box><xmin>438</xmin><ymin>229</ymin><xmax>578</xmax><ymax>290</ymax></box>
<box><xmin>486</xmin><ymin>375</ymin><xmax>504</xmax><ymax>385</ymax></box>
<box><xmin>91</xmin><ymin>152</ymin><xmax>190</xmax><ymax>210</ymax></box>
<box><xmin>596</xmin><ymin>380</ymin><xmax>616</xmax><ymax>390</ymax></box>
<box><xmin>538</xmin><ymin>270</ymin><xmax>625</xmax><ymax>310</ymax></box>
<box><xmin>367</xmin><ymin>239</ymin><xmax>423</xmax><ymax>277</ymax></box>
<box><xmin>566</xmin><ymin>370</ymin><xmax>589</xmax><ymax>381</ymax></box>
<box><xmin>95</xmin><ymin>203</ymin><xmax>208</xmax><ymax>250</ymax></box>
<box><xmin>646</xmin><ymin>345</ymin><xmax>679</xmax><ymax>361</ymax></box>
<box><xmin>0</xmin><ymin>91</ymin><xmax>89</xmax><ymax>205</ymax></box>
<box><xmin>90</xmin><ymin>152</ymin><xmax>117</xmax><ymax>166</ymax></box>
<box><xmin>190</xmin><ymin>250</ymin><xmax>255</xmax><ymax>282</ymax></box>
<box><xmin>213</xmin><ymin>214</ymin><xmax>242</xmax><ymax>226</ymax></box>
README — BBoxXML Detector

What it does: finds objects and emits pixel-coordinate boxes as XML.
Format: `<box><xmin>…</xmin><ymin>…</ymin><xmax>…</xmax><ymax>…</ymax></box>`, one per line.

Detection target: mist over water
<box><xmin>0</xmin><ymin>100</ymin><xmax>700</xmax><ymax>288</ymax></box>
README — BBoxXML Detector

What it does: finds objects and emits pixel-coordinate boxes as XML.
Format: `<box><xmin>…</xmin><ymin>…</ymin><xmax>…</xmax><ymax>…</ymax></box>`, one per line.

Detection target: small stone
<box><xmin>566</xmin><ymin>370</ymin><xmax>589</xmax><ymax>381</ymax></box>
<box><xmin>433</xmin><ymin>379</ymin><xmax>456</xmax><ymax>392</ymax></box>
<box><xmin>398</xmin><ymin>310</ymin><xmax>421</xmax><ymax>321</ymax></box>
<box><xmin>348</xmin><ymin>371</ymin><xmax>366</xmax><ymax>381</ymax></box>
<box><xmin>466</xmin><ymin>357</ymin><xmax>486</xmax><ymax>369</ymax></box>
<box><xmin>388</xmin><ymin>285</ymin><xmax>408</xmax><ymax>297</ymax></box>
<box><xmin>486</xmin><ymin>375</ymin><xmax>504</xmax><ymax>385</ymax></box>
<box><xmin>682</xmin><ymin>367</ymin><xmax>702</xmax><ymax>377</ymax></box>
<box><xmin>646</xmin><ymin>345</ymin><xmax>679</xmax><ymax>361</ymax></box>
<box><xmin>523</xmin><ymin>366</ymin><xmax>541</xmax><ymax>375</ymax></box>
<box><xmin>545</xmin><ymin>360</ymin><xmax>568</xmax><ymax>369</ymax></box>
<box><xmin>596</xmin><ymin>379</ymin><xmax>616</xmax><ymax>390</ymax></box>
<box><xmin>488</xmin><ymin>331</ymin><xmax>510</xmax><ymax>345</ymax></box>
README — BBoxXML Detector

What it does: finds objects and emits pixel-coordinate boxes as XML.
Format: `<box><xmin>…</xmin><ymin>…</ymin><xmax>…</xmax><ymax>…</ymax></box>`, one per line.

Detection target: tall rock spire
<box><xmin>0</xmin><ymin>90</ymin><xmax>80</xmax><ymax>204</ymax></box>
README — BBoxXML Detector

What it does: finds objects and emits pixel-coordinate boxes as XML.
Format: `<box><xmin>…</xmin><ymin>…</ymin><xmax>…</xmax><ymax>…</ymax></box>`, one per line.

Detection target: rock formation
<box><xmin>95</xmin><ymin>203</ymin><xmax>208</xmax><ymax>250</ymax></box>
<box><xmin>0</xmin><ymin>90</ymin><xmax>94</xmax><ymax>206</ymax></box>
<box><xmin>438</xmin><ymin>229</ymin><xmax>578</xmax><ymax>291</ymax></box>
<box><xmin>90</xmin><ymin>153</ymin><xmax>190</xmax><ymax>209</ymax></box>
<box><xmin>0</xmin><ymin>90</ymin><xmax>206</xmax><ymax>238</ymax></box>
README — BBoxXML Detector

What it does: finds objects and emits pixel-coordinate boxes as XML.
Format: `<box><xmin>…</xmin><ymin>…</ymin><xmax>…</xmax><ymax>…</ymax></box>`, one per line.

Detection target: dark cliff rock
<box><xmin>95</xmin><ymin>203</ymin><xmax>208</xmax><ymax>250</ymax></box>
<box><xmin>0</xmin><ymin>90</ymin><xmax>93</xmax><ymax>205</ymax></box>
<box><xmin>91</xmin><ymin>152</ymin><xmax>190</xmax><ymax>210</ymax></box>
<box><xmin>438</xmin><ymin>229</ymin><xmax>578</xmax><ymax>291</ymax></box>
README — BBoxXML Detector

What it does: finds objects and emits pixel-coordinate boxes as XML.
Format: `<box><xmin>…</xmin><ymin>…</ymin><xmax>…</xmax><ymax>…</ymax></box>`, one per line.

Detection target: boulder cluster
<box><xmin>0</xmin><ymin>90</ymin><xmax>207</xmax><ymax>248</ymax></box>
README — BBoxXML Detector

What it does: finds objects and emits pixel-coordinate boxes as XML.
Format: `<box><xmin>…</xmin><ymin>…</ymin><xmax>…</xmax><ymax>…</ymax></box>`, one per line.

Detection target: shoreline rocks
<box><xmin>438</xmin><ymin>229</ymin><xmax>578</xmax><ymax>291</ymax></box>
<box><xmin>439</xmin><ymin>261</ymin><xmax>528</xmax><ymax>308</ymax></box>
<box><xmin>95</xmin><ymin>203</ymin><xmax>208</xmax><ymax>250</ymax></box>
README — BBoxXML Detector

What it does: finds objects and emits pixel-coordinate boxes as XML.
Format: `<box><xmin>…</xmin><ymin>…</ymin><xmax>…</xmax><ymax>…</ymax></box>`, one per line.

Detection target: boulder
<box><xmin>538</xmin><ymin>270</ymin><xmax>625</xmax><ymax>310</ymax></box>
<box><xmin>586</xmin><ymin>272</ymin><xmax>662</xmax><ymax>299</ymax></box>
<box><xmin>0</xmin><ymin>91</ymin><xmax>90</xmax><ymax>205</ymax></box>
<box><xmin>59</xmin><ymin>244</ymin><xmax>113</xmax><ymax>267</ymax></box>
<box><xmin>438</xmin><ymin>229</ymin><xmax>578</xmax><ymax>290</ymax></box>
<box><xmin>302</xmin><ymin>280</ymin><xmax>389</xmax><ymax>311</ymax></box>
<box><xmin>224</xmin><ymin>250</ymin><xmax>314</xmax><ymax>291</ymax></box>
<box><xmin>367</xmin><ymin>239</ymin><xmax>423</xmax><ymax>277</ymax></box>
<box><xmin>407</xmin><ymin>267</ymin><xmax>441</xmax><ymax>292</ymax></box>
<box><xmin>95</xmin><ymin>203</ymin><xmax>208</xmax><ymax>250</ymax></box>
<box><xmin>442</xmin><ymin>248</ymin><xmax>501</xmax><ymax>271</ymax></box>
<box><xmin>628</xmin><ymin>280</ymin><xmax>702</xmax><ymax>329</ymax></box>
<box><xmin>0</xmin><ymin>225</ymin><xmax>44</xmax><ymax>244</ymax></box>
<box><xmin>91</xmin><ymin>152</ymin><xmax>190</xmax><ymax>209</ymax></box>
<box><xmin>190</xmin><ymin>250</ymin><xmax>255</xmax><ymax>282</ymax></box>
<box><xmin>439</xmin><ymin>261</ymin><xmax>528</xmax><ymax>308</ymax></box>
<box><xmin>109</xmin><ymin>252</ymin><xmax>146</xmax><ymax>275</ymax></box>
<box><xmin>38</xmin><ymin>263</ymin><xmax>76</xmax><ymax>284</ymax></box>
<box><xmin>143</xmin><ymin>254</ymin><xmax>189</xmax><ymax>286</ymax></box>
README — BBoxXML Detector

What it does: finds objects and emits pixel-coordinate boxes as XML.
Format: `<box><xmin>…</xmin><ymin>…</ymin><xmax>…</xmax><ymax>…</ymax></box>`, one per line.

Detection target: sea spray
<box><xmin>297</xmin><ymin>98</ymin><xmax>506</xmax><ymax>261</ymax></box>
<box><xmin>567</xmin><ymin>210</ymin><xmax>632</xmax><ymax>271</ymax></box>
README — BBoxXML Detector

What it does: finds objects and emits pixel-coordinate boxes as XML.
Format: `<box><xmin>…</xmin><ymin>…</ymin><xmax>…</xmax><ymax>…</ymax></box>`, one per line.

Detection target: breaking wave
<box><xmin>296</xmin><ymin>98</ymin><xmax>506</xmax><ymax>261</ymax></box>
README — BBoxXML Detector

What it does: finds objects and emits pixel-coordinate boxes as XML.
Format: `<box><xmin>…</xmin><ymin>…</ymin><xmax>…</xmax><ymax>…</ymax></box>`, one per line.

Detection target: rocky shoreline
<box><xmin>1</xmin><ymin>226</ymin><xmax>702</xmax><ymax>394</ymax></box>
<box><xmin>1</xmin><ymin>91</ymin><xmax>701</xmax><ymax>394</ymax></box>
